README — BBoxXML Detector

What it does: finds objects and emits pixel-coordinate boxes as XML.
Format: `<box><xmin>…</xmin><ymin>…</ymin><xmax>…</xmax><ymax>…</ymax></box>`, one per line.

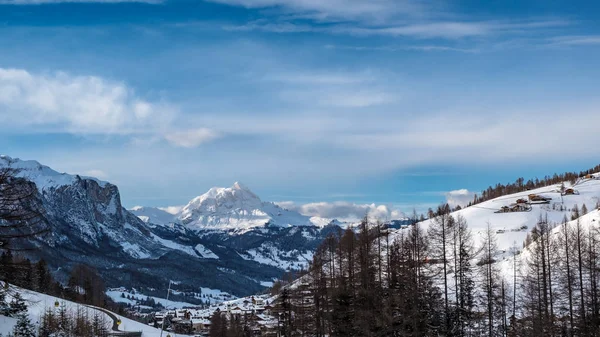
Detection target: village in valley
<box><xmin>115</xmin><ymin>289</ymin><xmax>282</xmax><ymax>336</ymax></box>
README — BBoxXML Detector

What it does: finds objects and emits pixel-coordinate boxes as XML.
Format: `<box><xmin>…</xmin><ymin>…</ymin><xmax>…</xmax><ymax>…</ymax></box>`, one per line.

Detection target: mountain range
<box><xmin>0</xmin><ymin>155</ymin><xmax>355</xmax><ymax>298</ymax></box>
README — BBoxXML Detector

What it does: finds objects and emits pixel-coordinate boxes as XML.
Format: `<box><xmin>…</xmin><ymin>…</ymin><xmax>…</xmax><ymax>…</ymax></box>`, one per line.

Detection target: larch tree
<box><xmin>427</xmin><ymin>203</ymin><xmax>452</xmax><ymax>333</ymax></box>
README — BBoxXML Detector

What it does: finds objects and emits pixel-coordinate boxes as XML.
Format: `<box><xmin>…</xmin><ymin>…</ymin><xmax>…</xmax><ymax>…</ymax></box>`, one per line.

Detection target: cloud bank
<box><xmin>276</xmin><ymin>201</ymin><xmax>406</xmax><ymax>222</ymax></box>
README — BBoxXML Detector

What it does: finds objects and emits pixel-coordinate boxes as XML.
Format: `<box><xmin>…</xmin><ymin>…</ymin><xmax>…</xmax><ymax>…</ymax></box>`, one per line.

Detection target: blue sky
<box><xmin>1</xmin><ymin>0</ymin><xmax>599</xmax><ymax>219</ymax></box>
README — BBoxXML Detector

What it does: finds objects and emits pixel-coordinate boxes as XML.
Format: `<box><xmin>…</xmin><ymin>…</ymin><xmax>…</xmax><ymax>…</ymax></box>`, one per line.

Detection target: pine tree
<box><xmin>15</xmin><ymin>259</ymin><xmax>33</xmax><ymax>290</ymax></box>
<box><xmin>12</xmin><ymin>312</ymin><xmax>36</xmax><ymax>337</ymax></box>
<box><xmin>35</xmin><ymin>259</ymin><xmax>51</xmax><ymax>294</ymax></box>
<box><xmin>0</xmin><ymin>287</ymin><xmax>9</xmax><ymax>316</ymax></box>
<box><xmin>8</xmin><ymin>293</ymin><xmax>27</xmax><ymax>317</ymax></box>
<box><xmin>0</xmin><ymin>250</ymin><xmax>15</xmax><ymax>283</ymax></box>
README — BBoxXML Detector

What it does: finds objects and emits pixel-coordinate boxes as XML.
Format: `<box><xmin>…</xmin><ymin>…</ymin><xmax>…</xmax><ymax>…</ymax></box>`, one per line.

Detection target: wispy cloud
<box><xmin>549</xmin><ymin>35</ymin><xmax>600</xmax><ymax>46</ymax></box>
<box><xmin>209</xmin><ymin>0</ymin><xmax>427</xmax><ymax>25</ymax></box>
<box><xmin>317</xmin><ymin>91</ymin><xmax>395</xmax><ymax>108</ymax></box>
<box><xmin>262</xmin><ymin>70</ymin><xmax>396</xmax><ymax>108</ymax></box>
<box><xmin>324</xmin><ymin>106</ymin><xmax>600</xmax><ymax>163</ymax></box>
<box><xmin>325</xmin><ymin>44</ymin><xmax>478</xmax><ymax>53</ymax></box>
<box><xmin>0</xmin><ymin>67</ymin><xmax>217</xmax><ymax>148</ymax></box>
<box><xmin>265</xmin><ymin>72</ymin><xmax>372</xmax><ymax>85</ymax></box>
<box><xmin>226</xmin><ymin>18</ymin><xmax>570</xmax><ymax>40</ymax></box>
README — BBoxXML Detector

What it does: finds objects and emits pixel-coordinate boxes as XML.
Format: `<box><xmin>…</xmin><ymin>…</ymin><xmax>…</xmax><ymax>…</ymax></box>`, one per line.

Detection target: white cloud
<box><xmin>276</xmin><ymin>201</ymin><xmax>406</xmax><ymax>222</ymax></box>
<box><xmin>0</xmin><ymin>68</ymin><xmax>172</xmax><ymax>134</ymax></box>
<box><xmin>445</xmin><ymin>189</ymin><xmax>476</xmax><ymax>208</ymax></box>
<box><xmin>0</xmin><ymin>67</ymin><xmax>217</xmax><ymax>148</ymax></box>
<box><xmin>164</xmin><ymin>128</ymin><xmax>220</xmax><ymax>148</ymax></box>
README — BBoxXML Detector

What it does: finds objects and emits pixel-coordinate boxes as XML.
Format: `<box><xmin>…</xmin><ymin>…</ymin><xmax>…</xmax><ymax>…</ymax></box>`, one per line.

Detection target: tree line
<box><xmin>272</xmin><ymin>203</ymin><xmax>600</xmax><ymax>337</ymax></box>
<box><xmin>0</xmin><ymin>250</ymin><xmax>108</xmax><ymax>308</ymax></box>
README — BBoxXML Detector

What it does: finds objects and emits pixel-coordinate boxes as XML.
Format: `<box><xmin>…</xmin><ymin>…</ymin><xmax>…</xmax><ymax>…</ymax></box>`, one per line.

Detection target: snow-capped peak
<box><xmin>232</xmin><ymin>181</ymin><xmax>249</xmax><ymax>191</ymax></box>
<box><xmin>177</xmin><ymin>182</ymin><xmax>270</xmax><ymax>230</ymax></box>
<box><xmin>130</xmin><ymin>182</ymin><xmax>344</xmax><ymax>231</ymax></box>
<box><xmin>181</xmin><ymin>182</ymin><xmax>262</xmax><ymax>215</ymax></box>
<box><xmin>0</xmin><ymin>155</ymin><xmax>108</xmax><ymax>191</ymax></box>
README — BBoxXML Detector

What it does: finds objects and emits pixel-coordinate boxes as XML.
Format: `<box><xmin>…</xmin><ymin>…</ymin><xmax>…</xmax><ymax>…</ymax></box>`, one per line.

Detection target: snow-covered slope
<box><xmin>497</xmin><ymin>207</ymin><xmax>600</xmax><ymax>287</ymax></box>
<box><xmin>402</xmin><ymin>174</ymin><xmax>600</xmax><ymax>256</ymax></box>
<box><xmin>131</xmin><ymin>182</ymin><xmax>342</xmax><ymax>231</ymax></box>
<box><xmin>106</xmin><ymin>286</ymin><xmax>235</xmax><ymax>308</ymax></box>
<box><xmin>2</xmin><ymin>284</ymin><xmax>187</xmax><ymax>337</ymax></box>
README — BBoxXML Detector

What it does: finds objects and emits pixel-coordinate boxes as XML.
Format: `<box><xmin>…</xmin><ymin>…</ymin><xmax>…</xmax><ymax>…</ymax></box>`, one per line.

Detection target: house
<box><xmin>528</xmin><ymin>194</ymin><xmax>551</xmax><ymax>202</ymax></box>
<box><xmin>191</xmin><ymin>318</ymin><xmax>211</xmax><ymax>334</ymax></box>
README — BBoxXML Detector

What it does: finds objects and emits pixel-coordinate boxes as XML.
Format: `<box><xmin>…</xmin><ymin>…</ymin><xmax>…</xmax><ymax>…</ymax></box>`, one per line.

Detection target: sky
<box><xmin>1</xmin><ymin>0</ymin><xmax>599</xmax><ymax>220</ymax></box>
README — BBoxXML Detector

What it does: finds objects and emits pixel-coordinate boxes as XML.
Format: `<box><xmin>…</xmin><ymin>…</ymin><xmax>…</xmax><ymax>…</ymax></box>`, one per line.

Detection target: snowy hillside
<box><xmin>106</xmin><ymin>286</ymin><xmax>236</xmax><ymax>308</ymax></box>
<box><xmin>403</xmin><ymin>174</ymin><xmax>600</xmax><ymax>255</ymax></box>
<box><xmin>131</xmin><ymin>182</ymin><xmax>344</xmax><ymax>231</ymax></box>
<box><xmin>497</xmin><ymin>207</ymin><xmax>600</xmax><ymax>286</ymax></box>
<box><xmin>1</xmin><ymin>284</ymin><xmax>187</xmax><ymax>337</ymax></box>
